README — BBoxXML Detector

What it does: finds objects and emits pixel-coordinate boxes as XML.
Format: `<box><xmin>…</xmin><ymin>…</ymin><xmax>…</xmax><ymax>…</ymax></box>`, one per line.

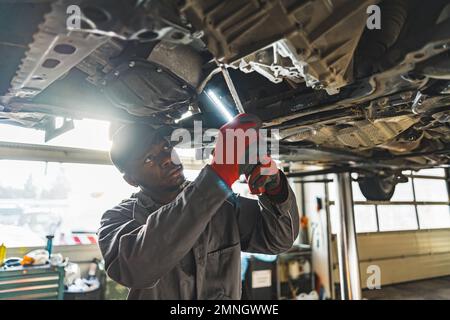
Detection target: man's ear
<box><xmin>123</xmin><ymin>173</ymin><xmax>139</xmax><ymax>187</ymax></box>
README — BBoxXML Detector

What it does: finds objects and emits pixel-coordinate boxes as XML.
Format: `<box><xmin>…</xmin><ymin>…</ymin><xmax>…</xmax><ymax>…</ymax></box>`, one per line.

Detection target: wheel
<box><xmin>358</xmin><ymin>174</ymin><xmax>397</xmax><ymax>201</ymax></box>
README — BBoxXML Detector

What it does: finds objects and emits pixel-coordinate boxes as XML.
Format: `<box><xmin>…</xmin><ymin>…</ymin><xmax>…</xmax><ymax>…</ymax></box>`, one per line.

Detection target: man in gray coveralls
<box><xmin>98</xmin><ymin>113</ymin><xmax>300</xmax><ymax>300</ymax></box>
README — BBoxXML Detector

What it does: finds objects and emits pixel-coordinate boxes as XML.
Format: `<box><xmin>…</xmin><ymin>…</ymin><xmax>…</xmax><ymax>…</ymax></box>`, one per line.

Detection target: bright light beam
<box><xmin>205</xmin><ymin>90</ymin><xmax>234</xmax><ymax>122</ymax></box>
<box><xmin>174</xmin><ymin>110</ymin><xmax>193</xmax><ymax>124</ymax></box>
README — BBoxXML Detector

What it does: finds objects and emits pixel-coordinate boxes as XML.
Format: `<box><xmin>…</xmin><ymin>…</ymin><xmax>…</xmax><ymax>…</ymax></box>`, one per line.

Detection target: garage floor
<box><xmin>363</xmin><ymin>276</ymin><xmax>450</xmax><ymax>300</ymax></box>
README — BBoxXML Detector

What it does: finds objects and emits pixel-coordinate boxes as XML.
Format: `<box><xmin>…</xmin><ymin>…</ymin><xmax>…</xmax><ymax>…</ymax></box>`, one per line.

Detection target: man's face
<box><xmin>125</xmin><ymin>137</ymin><xmax>185</xmax><ymax>192</ymax></box>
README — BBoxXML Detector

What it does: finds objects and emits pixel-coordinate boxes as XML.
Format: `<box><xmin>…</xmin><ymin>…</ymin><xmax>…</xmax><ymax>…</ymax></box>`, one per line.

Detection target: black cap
<box><xmin>110</xmin><ymin>123</ymin><xmax>172</xmax><ymax>173</ymax></box>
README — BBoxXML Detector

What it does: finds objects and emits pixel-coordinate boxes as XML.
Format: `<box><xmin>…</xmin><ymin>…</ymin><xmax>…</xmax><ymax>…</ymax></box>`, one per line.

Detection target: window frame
<box><xmin>353</xmin><ymin>169</ymin><xmax>450</xmax><ymax>232</ymax></box>
<box><xmin>297</xmin><ymin>168</ymin><xmax>450</xmax><ymax>234</ymax></box>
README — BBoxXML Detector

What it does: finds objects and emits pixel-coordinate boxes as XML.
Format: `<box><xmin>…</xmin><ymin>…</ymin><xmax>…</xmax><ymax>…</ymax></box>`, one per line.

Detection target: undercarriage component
<box><xmin>280</xmin><ymin>115</ymin><xmax>419</xmax><ymax>150</ymax></box>
<box><xmin>77</xmin><ymin>38</ymin><xmax>205</xmax><ymax>90</ymax></box>
<box><xmin>72</xmin><ymin>0</ymin><xmax>198</xmax><ymax>45</ymax></box>
<box><xmin>100</xmin><ymin>39</ymin><xmax>203</xmax><ymax>118</ymax></box>
<box><xmin>74</xmin><ymin>39</ymin><xmax>124</xmax><ymax>87</ymax></box>
<box><xmin>43</xmin><ymin>117</ymin><xmax>74</xmax><ymax>142</ymax></box>
<box><xmin>181</xmin><ymin>0</ymin><xmax>378</xmax><ymax>94</ymax></box>
<box><xmin>147</xmin><ymin>41</ymin><xmax>204</xmax><ymax>88</ymax></box>
<box><xmin>4</xmin><ymin>0</ymin><xmax>109</xmax><ymax>102</ymax></box>
<box><xmin>380</xmin><ymin>128</ymin><xmax>424</xmax><ymax>153</ymax></box>
<box><xmin>1</xmin><ymin>0</ymin><xmax>450</xmax><ymax>171</ymax></box>
<box><xmin>102</xmin><ymin>57</ymin><xmax>194</xmax><ymax>117</ymax></box>
<box><xmin>414</xmin><ymin>51</ymin><xmax>450</xmax><ymax>80</ymax></box>
<box><xmin>355</xmin><ymin>0</ymin><xmax>409</xmax><ymax>78</ymax></box>
<box><xmin>411</xmin><ymin>93</ymin><xmax>450</xmax><ymax>114</ymax></box>
<box><xmin>250</xmin><ymin>11</ymin><xmax>450</xmax><ymax>128</ymax></box>
<box><xmin>0</xmin><ymin>0</ymin><xmax>207</xmax><ymax>124</ymax></box>
<box><xmin>358</xmin><ymin>173</ymin><xmax>397</xmax><ymax>201</ymax></box>
<box><xmin>336</xmin><ymin>115</ymin><xmax>418</xmax><ymax>149</ymax></box>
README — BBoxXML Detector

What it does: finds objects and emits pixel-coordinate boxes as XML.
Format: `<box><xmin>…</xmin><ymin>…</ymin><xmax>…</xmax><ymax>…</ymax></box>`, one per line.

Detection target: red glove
<box><xmin>211</xmin><ymin>113</ymin><xmax>262</xmax><ymax>188</ymax></box>
<box><xmin>246</xmin><ymin>155</ymin><xmax>282</xmax><ymax>195</ymax></box>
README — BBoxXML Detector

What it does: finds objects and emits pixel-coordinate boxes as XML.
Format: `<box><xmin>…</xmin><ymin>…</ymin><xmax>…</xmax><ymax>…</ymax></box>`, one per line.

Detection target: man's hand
<box><xmin>211</xmin><ymin>113</ymin><xmax>262</xmax><ymax>188</ymax></box>
<box><xmin>246</xmin><ymin>156</ymin><xmax>282</xmax><ymax>195</ymax></box>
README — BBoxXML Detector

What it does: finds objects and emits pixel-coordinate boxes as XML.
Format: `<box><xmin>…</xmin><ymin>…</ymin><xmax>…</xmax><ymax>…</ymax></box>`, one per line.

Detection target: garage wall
<box><xmin>358</xmin><ymin>229</ymin><xmax>450</xmax><ymax>288</ymax></box>
<box><xmin>332</xmin><ymin>229</ymin><xmax>450</xmax><ymax>289</ymax></box>
<box><xmin>296</xmin><ymin>178</ymin><xmax>334</xmax><ymax>299</ymax></box>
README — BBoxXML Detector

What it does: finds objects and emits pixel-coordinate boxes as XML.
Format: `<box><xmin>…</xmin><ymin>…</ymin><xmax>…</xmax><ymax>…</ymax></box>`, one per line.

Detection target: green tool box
<box><xmin>0</xmin><ymin>264</ymin><xmax>65</xmax><ymax>300</ymax></box>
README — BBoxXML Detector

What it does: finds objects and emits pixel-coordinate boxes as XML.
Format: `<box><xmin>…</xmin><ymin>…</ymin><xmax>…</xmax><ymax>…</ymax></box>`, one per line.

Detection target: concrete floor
<box><xmin>363</xmin><ymin>276</ymin><xmax>450</xmax><ymax>300</ymax></box>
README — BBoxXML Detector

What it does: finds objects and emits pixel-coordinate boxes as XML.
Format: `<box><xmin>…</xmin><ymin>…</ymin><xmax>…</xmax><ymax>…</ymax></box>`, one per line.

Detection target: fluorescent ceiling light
<box><xmin>205</xmin><ymin>90</ymin><xmax>234</xmax><ymax>122</ymax></box>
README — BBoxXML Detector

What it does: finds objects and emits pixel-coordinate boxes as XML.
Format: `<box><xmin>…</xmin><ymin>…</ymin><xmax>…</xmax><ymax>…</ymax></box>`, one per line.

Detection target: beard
<box><xmin>164</xmin><ymin>175</ymin><xmax>186</xmax><ymax>192</ymax></box>
<box><xmin>140</xmin><ymin>174</ymin><xmax>186</xmax><ymax>194</ymax></box>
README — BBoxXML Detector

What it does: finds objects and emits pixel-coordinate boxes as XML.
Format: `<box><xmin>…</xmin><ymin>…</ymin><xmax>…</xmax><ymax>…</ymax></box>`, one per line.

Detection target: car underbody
<box><xmin>1</xmin><ymin>0</ymin><xmax>450</xmax><ymax>199</ymax></box>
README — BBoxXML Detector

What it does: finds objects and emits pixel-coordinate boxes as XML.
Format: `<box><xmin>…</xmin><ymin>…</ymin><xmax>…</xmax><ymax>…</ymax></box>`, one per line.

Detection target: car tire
<box><xmin>358</xmin><ymin>174</ymin><xmax>397</xmax><ymax>201</ymax></box>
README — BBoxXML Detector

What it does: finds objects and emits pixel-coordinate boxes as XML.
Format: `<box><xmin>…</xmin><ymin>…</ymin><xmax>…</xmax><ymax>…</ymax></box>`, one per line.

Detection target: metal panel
<box><xmin>335</xmin><ymin>172</ymin><xmax>361</xmax><ymax>300</ymax></box>
<box><xmin>358</xmin><ymin>229</ymin><xmax>450</xmax><ymax>261</ymax></box>
<box><xmin>0</xmin><ymin>265</ymin><xmax>64</xmax><ymax>300</ymax></box>
<box><xmin>181</xmin><ymin>0</ymin><xmax>379</xmax><ymax>94</ymax></box>
<box><xmin>0</xmin><ymin>141</ymin><xmax>206</xmax><ymax>170</ymax></box>
<box><xmin>360</xmin><ymin>253</ymin><xmax>450</xmax><ymax>287</ymax></box>
<box><xmin>5</xmin><ymin>0</ymin><xmax>108</xmax><ymax>101</ymax></box>
<box><xmin>0</xmin><ymin>278</ymin><xmax>59</xmax><ymax>290</ymax></box>
<box><xmin>331</xmin><ymin>230</ymin><xmax>450</xmax><ymax>289</ymax></box>
<box><xmin>0</xmin><ymin>141</ymin><xmax>111</xmax><ymax>165</ymax></box>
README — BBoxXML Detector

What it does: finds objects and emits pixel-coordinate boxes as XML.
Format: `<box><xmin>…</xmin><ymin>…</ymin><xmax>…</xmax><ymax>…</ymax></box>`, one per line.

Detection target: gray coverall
<box><xmin>97</xmin><ymin>165</ymin><xmax>299</xmax><ymax>299</ymax></box>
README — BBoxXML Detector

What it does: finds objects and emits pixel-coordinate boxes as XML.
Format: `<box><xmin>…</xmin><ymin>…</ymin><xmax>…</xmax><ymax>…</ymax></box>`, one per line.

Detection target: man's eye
<box><xmin>144</xmin><ymin>156</ymin><xmax>154</xmax><ymax>164</ymax></box>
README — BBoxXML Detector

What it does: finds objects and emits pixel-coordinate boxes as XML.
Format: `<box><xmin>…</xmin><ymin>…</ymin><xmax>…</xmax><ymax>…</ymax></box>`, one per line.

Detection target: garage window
<box><xmin>354</xmin><ymin>169</ymin><xmax>449</xmax><ymax>232</ymax></box>
<box><xmin>353</xmin><ymin>205</ymin><xmax>378</xmax><ymax>233</ymax></box>
<box><xmin>304</xmin><ymin>168</ymin><xmax>450</xmax><ymax>234</ymax></box>
<box><xmin>0</xmin><ymin>160</ymin><xmax>136</xmax><ymax>247</ymax></box>
<box><xmin>0</xmin><ymin>120</ymin><xmax>132</xmax><ymax>248</ymax></box>
<box><xmin>417</xmin><ymin>205</ymin><xmax>450</xmax><ymax>229</ymax></box>
<box><xmin>376</xmin><ymin>205</ymin><xmax>418</xmax><ymax>231</ymax></box>
<box><xmin>0</xmin><ymin>120</ymin><xmax>207</xmax><ymax>248</ymax></box>
<box><xmin>414</xmin><ymin>178</ymin><xmax>448</xmax><ymax>202</ymax></box>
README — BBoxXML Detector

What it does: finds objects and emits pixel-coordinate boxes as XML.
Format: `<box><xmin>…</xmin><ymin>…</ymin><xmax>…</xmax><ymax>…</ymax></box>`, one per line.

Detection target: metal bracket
<box><xmin>44</xmin><ymin>117</ymin><xmax>74</xmax><ymax>142</ymax></box>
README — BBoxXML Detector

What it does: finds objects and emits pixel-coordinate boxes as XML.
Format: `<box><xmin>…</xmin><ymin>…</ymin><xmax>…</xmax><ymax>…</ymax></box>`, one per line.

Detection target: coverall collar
<box><xmin>135</xmin><ymin>180</ymin><xmax>191</xmax><ymax>209</ymax></box>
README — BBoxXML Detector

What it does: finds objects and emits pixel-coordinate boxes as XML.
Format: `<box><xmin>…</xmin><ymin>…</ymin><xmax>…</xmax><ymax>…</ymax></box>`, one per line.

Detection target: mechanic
<box><xmin>98</xmin><ymin>113</ymin><xmax>300</xmax><ymax>300</ymax></box>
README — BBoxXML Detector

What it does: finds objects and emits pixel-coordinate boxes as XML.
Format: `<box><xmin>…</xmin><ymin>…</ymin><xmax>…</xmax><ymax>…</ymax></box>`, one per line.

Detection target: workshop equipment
<box><xmin>21</xmin><ymin>249</ymin><xmax>49</xmax><ymax>266</ymax></box>
<box><xmin>0</xmin><ymin>264</ymin><xmax>65</xmax><ymax>300</ymax></box>
<box><xmin>0</xmin><ymin>244</ymin><xmax>5</xmax><ymax>266</ymax></box>
<box><xmin>278</xmin><ymin>246</ymin><xmax>313</xmax><ymax>300</ymax></box>
<box><xmin>46</xmin><ymin>235</ymin><xmax>54</xmax><ymax>259</ymax></box>
<box><xmin>3</xmin><ymin>258</ymin><xmax>21</xmax><ymax>268</ymax></box>
<box><xmin>242</xmin><ymin>254</ymin><xmax>278</xmax><ymax>300</ymax></box>
<box><xmin>64</xmin><ymin>259</ymin><xmax>106</xmax><ymax>300</ymax></box>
